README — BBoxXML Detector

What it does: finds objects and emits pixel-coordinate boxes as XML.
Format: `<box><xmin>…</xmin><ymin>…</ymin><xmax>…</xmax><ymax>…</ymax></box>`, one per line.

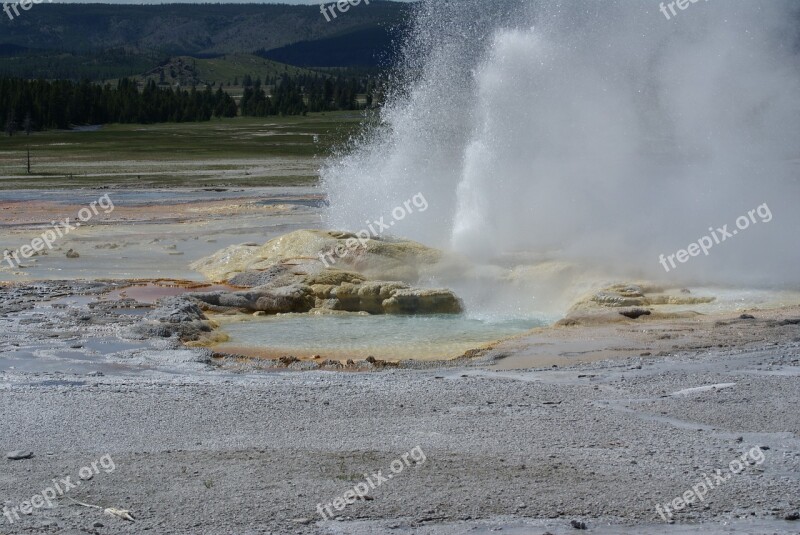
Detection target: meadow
<box><xmin>0</xmin><ymin>112</ymin><xmax>365</xmax><ymax>189</ymax></box>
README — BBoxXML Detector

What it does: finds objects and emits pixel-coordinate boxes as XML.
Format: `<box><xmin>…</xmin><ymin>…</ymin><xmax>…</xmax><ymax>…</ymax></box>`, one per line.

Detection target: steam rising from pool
<box><xmin>322</xmin><ymin>0</ymin><xmax>800</xmax><ymax>308</ymax></box>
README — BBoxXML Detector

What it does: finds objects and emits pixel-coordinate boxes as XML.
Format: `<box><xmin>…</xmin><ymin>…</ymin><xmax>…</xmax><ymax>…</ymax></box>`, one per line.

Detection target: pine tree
<box><xmin>5</xmin><ymin>110</ymin><xmax>17</xmax><ymax>137</ymax></box>
<box><xmin>22</xmin><ymin>112</ymin><xmax>33</xmax><ymax>135</ymax></box>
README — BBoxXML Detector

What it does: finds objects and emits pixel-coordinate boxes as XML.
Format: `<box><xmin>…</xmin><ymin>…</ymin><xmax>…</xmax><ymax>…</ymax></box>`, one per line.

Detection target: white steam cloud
<box><xmin>322</xmin><ymin>0</ymin><xmax>800</xmax><ymax>290</ymax></box>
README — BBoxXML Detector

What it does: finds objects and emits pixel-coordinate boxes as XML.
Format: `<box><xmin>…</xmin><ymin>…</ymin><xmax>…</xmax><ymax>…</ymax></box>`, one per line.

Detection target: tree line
<box><xmin>234</xmin><ymin>73</ymin><xmax>381</xmax><ymax>117</ymax></box>
<box><xmin>239</xmin><ymin>76</ymin><xmax>307</xmax><ymax>117</ymax></box>
<box><xmin>1</xmin><ymin>78</ymin><xmax>237</xmax><ymax>132</ymax></box>
<box><xmin>1</xmin><ymin>74</ymin><xmax>383</xmax><ymax>133</ymax></box>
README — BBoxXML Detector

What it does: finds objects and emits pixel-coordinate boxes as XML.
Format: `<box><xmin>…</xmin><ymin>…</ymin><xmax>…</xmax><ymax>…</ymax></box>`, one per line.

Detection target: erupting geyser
<box><xmin>321</xmin><ymin>0</ymin><xmax>800</xmax><ymax>297</ymax></box>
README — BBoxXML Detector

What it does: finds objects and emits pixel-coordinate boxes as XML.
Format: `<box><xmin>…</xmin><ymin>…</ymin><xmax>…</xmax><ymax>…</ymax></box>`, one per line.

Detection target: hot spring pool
<box><xmin>212</xmin><ymin>314</ymin><xmax>548</xmax><ymax>361</ymax></box>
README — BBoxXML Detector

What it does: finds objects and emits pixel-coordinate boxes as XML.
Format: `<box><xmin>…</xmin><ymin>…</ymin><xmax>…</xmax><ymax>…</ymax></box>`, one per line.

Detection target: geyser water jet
<box><xmin>322</xmin><ymin>0</ymin><xmax>800</xmax><ymax>311</ymax></box>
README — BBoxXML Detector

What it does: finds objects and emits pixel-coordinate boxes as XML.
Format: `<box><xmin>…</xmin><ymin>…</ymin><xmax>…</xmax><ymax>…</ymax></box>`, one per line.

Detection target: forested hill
<box><xmin>0</xmin><ymin>2</ymin><xmax>411</xmax><ymax>79</ymax></box>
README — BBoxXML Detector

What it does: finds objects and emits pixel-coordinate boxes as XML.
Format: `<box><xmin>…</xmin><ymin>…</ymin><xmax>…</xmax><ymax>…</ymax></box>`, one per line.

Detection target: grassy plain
<box><xmin>0</xmin><ymin>112</ymin><xmax>366</xmax><ymax>189</ymax></box>
<box><xmin>132</xmin><ymin>54</ymin><xmax>321</xmax><ymax>90</ymax></box>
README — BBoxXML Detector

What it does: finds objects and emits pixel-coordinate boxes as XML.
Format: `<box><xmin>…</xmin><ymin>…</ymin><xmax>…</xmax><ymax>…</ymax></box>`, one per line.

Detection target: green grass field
<box><xmin>0</xmin><ymin>112</ymin><xmax>367</xmax><ymax>189</ymax></box>
<box><xmin>135</xmin><ymin>54</ymin><xmax>321</xmax><ymax>89</ymax></box>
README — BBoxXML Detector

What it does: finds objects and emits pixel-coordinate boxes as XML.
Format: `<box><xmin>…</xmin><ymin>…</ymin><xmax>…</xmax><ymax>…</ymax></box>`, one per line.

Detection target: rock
<box><xmin>193</xmin><ymin>284</ymin><xmax>315</xmax><ymax>314</ymax></box>
<box><xmin>646</xmin><ymin>294</ymin><xmax>715</xmax><ymax>305</ymax></box>
<box><xmin>187</xmin><ymin>229</ymin><xmax>465</xmax><ymax>316</ymax></box>
<box><xmin>308</xmin><ymin>307</ymin><xmax>369</xmax><ymax>316</ymax></box>
<box><xmin>331</xmin><ymin>280</ymin><xmax>406</xmax><ymax>314</ymax></box>
<box><xmin>620</xmin><ymin>308</ymin><xmax>651</xmax><ymax>319</ymax></box>
<box><xmin>65</xmin><ymin>249</ymin><xmax>80</xmax><ymax>258</ymax></box>
<box><xmin>561</xmin><ymin>283</ymin><xmax>714</xmax><ymax>325</ymax></box>
<box><xmin>740</xmin><ymin>314</ymin><xmax>756</xmax><ymax>319</ymax></box>
<box><xmin>570</xmin><ymin>520</ymin><xmax>587</xmax><ymax>530</ymax></box>
<box><xmin>581</xmin><ymin>284</ymin><xmax>713</xmax><ymax>310</ymax></box>
<box><xmin>786</xmin><ymin>512</ymin><xmax>800</xmax><ymax>521</ymax></box>
<box><xmin>7</xmin><ymin>450</ymin><xmax>33</xmax><ymax>460</ymax></box>
<box><xmin>126</xmin><ymin>296</ymin><xmax>215</xmax><ymax>342</ymax></box>
<box><xmin>382</xmin><ymin>288</ymin><xmax>463</xmax><ymax>314</ymax></box>
<box><xmin>592</xmin><ymin>291</ymin><xmax>646</xmax><ymax>307</ymax></box>
<box><xmin>191</xmin><ymin>277</ymin><xmax>462</xmax><ymax>316</ymax></box>
<box><xmin>228</xmin><ymin>264</ymin><xmax>297</xmax><ymax>288</ymax></box>
<box><xmin>148</xmin><ymin>296</ymin><xmax>207</xmax><ymax>324</ymax></box>
<box><xmin>190</xmin><ymin>229</ymin><xmax>447</xmax><ymax>283</ymax></box>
